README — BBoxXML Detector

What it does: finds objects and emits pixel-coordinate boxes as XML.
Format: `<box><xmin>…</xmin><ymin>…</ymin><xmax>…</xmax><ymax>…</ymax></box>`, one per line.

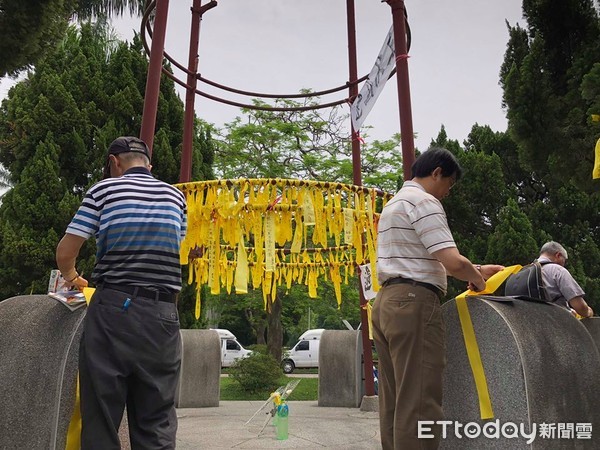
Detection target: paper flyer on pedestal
<box><xmin>359</xmin><ymin>264</ymin><xmax>377</xmax><ymax>300</ymax></box>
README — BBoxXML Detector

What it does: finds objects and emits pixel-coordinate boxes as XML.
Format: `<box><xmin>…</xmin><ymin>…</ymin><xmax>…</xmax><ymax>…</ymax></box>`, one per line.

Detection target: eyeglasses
<box><xmin>448</xmin><ymin>176</ymin><xmax>457</xmax><ymax>190</ymax></box>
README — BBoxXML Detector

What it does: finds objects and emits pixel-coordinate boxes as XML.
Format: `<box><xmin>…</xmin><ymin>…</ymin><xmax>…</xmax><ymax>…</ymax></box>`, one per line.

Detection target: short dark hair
<box><xmin>411</xmin><ymin>147</ymin><xmax>463</xmax><ymax>180</ymax></box>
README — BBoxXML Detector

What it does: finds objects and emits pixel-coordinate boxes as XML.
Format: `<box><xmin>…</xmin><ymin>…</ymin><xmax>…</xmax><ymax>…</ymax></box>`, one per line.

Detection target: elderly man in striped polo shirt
<box><xmin>56</xmin><ymin>136</ymin><xmax>187</xmax><ymax>450</ymax></box>
<box><xmin>373</xmin><ymin>147</ymin><xmax>503</xmax><ymax>450</ymax></box>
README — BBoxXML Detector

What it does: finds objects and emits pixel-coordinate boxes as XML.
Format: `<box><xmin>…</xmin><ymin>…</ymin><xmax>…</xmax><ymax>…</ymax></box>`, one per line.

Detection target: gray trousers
<box><xmin>79</xmin><ymin>286</ymin><xmax>181</xmax><ymax>450</ymax></box>
<box><xmin>372</xmin><ymin>283</ymin><xmax>446</xmax><ymax>450</ymax></box>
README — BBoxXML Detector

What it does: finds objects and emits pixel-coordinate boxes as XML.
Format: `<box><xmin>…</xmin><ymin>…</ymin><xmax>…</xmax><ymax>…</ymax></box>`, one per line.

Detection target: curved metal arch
<box><xmin>139</xmin><ymin>0</ymin><xmax>410</xmax><ymax>112</ymax></box>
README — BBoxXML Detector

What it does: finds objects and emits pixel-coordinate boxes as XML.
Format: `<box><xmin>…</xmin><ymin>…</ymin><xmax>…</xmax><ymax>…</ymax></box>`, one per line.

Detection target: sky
<box><xmin>0</xmin><ymin>0</ymin><xmax>525</xmax><ymax>150</ymax></box>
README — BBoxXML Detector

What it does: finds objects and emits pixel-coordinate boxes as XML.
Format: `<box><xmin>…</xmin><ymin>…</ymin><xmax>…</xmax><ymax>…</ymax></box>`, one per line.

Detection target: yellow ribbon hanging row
<box><xmin>175</xmin><ymin>178</ymin><xmax>392</xmax><ymax>314</ymax></box>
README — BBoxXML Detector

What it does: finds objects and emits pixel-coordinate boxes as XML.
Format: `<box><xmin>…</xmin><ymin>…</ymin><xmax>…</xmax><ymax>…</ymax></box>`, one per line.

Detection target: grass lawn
<box><xmin>221</xmin><ymin>367</ymin><xmax>318</xmax><ymax>375</ymax></box>
<box><xmin>220</xmin><ymin>376</ymin><xmax>319</xmax><ymax>401</ymax></box>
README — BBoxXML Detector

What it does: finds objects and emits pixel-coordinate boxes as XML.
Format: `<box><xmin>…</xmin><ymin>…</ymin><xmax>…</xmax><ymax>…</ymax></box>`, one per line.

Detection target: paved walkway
<box><xmin>176</xmin><ymin>401</ymin><xmax>382</xmax><ymax>449</ymax></box>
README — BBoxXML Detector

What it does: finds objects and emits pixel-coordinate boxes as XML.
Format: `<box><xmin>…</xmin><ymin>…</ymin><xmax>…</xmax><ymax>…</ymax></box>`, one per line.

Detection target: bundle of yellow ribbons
<box><xmin>175</xmin><ymin>179</ymin><xmax>391</xmax><ymax>319</ymax></box>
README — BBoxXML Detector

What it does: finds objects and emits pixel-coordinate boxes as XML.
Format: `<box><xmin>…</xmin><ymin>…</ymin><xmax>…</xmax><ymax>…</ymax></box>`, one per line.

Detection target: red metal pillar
<box><xmin>140</xmin><ymin>0</ymin><xmax>170</xmax><ymax>156</ymax></box>
<box><xmin>346</xmin><ymin>0</ymin><xmax>376</xmax><ymax>398</ymax></box>
<box><xmin>180</xmin><ymin>0</ymin><xmax>202</xmax><ymax>183</ymax></box>
<box><xmin>180</xmin><ymin>0</ymin><xmax>217</xmax><ymax>183</ymax></box>
<box><xmin>386</xmin><ymin>0</ymin><xmax>415</xmax><ymax>180</ymax></box>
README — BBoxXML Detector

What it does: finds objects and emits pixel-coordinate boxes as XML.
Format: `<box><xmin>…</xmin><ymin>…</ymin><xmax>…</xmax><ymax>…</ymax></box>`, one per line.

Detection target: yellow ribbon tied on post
<box><xmin>65</xmin><ymin>287</ymin><xmax>95</xmax><ymax>450</ymax></box>
<box><xmin>593</xmin><ymin>137</ymin><xmax>600</xmax><ymax>180</ymax></box>
<box><xmin>454</xmin><ymin>265</ymin><xmax>522</xmax><ymax>420</ymax></box>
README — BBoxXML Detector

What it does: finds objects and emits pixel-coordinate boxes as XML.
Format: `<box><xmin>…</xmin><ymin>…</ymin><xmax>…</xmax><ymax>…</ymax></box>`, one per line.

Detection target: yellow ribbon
<box><xmin>593</xmin><ymin>138</ymin><xmax>600</xmax><ymax>179</ymax></box>
<box><xmin>264</xmin><ymin>212</ymin><xmax>276</xmax><ymax>272</ymax></box>
<box><xmin>82</xmin><ymin>287</ymin><xmax>95</xmax><ymax>304</ymax></box>
<box><xmin>363</xmin><ymin>301</ymin><xmax>373</xmax><ymax>340</ymax></box>
<box><xmin>65</xmin><ymin>290</ymin><xmax>96</xmax><ymax>449</ymax></box>
<box><xmin>175</xmin><ymin>179</ymin><xmax>393</xmax><ymax>311</ymax></box>
<box><xmin>455</xmin><ymin>265</ymin><xmax>522</xmax><ymax>420</ymax></box>
<box><xmin>195</xmin><ymin>288</ymin><xmax>201</xmax><ymax>320</ymax></box>
<box><xmin>343</xmin><ymin>208</ymin><xmax>353</xmax><ymax>244</ymax></box>
<box><xmin>235</xmin><ymin>233</ymin><xmax>249</xmax><ymax>294</ymax></box>
<box><xmin>65</xmin><ymin>375</ymin><xmax>81</xmax><ymax>450</ymax></box>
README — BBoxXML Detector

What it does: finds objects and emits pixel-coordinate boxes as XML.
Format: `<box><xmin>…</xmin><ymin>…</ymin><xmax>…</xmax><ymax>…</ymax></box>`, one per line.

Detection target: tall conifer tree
<box><xmin>0</xmin><ymin>24</ymin><xmax>214</xmax><ymax>298</ymax></box>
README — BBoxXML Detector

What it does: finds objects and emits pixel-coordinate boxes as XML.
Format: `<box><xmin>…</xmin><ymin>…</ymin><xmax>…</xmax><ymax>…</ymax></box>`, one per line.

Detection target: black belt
<box><xmin>382</xmin><ymin>277</ymin><xmax>444</xmax><ymax>300</ymax></box>
<box><xmin>101</xmin><ymin>283</ymin><xmax>178</xmax><ymax>303</ymax></box>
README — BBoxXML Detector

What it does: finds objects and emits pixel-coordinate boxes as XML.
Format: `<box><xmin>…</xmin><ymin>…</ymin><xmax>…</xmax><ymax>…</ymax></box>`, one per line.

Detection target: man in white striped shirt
<box><xmin>373</xmin><ymin>147</ymin><xmax>503</xmax><ymax>449</ymax></box>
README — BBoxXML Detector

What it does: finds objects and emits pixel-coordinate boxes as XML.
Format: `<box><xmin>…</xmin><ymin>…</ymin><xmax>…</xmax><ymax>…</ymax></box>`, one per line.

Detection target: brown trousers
<box><xmin>372</xmin><ymin>283</ymin><xmax>446</xmax><ymax>450</ymax></box>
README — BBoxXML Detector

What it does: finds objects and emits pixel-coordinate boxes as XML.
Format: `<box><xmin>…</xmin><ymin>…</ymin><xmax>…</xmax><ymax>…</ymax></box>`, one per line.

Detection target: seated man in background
<box><xmin>537</xmin><ymin>241</ymin><xmax>594</xmax><ymax>318</ymax></box>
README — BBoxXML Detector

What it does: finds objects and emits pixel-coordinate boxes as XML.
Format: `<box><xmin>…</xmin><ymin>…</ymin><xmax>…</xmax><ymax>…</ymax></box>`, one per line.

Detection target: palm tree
<box><xmin>75</xmin><ymin>0</ymin><xmax>147</xmax><ymax>20</ymax></box>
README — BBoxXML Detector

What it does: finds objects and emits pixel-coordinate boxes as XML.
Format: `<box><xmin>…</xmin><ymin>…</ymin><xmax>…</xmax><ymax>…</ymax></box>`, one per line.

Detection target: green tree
<box><xmin>0</xmin><ymin>24</ymin><xmax>214</xmax><ymax>298</ymax></box>
<box><xmin>485</xmin><ymin>199</ymin><xmax>539</xmax><ymax>266</ymax></box>
<box><xmin>501</xmin><ymin>0</ymin><xmax>600</xmax><ymax>190</ymax></box>
<box><xmin>428</xmin><ymin>126</ymin><xmax>513</xmax><ymax>298</ymax></box>
<box><xmin>0</xmin><ymin>0</ymin><xmax>77</xmax><ymax>77</ymax></box>
<box><xmin>572</xmin><ymin>238</ymin><xmax>600</xmax><ymax>311</ymax></box>
<box><xmin>495</xmin><ymin>1</ymin><xmax>600</xmax><ymax>306</ymax></box>
<box><xmin>431</xmin><ymin>127</ymin><xmax>511</xmax><ymax>261</ymax></box>
<box><xmin>0</xmin><ymin>138</ymin><xmax>82</xmax><ymax>297</ymax></box>
<box><xmin>0</xmin><ymin>1</ymin><xmax>146</xmax><ymax>77</ymax></box>
<box><xmin>203</xmin><ymin>278</ymin><xmax>362</xmax><ymax>350</ymax></box>
<box><xmin>216</xmin><ymin>98</ymin><xmax>403</xmax><ymax>193</ymax></box>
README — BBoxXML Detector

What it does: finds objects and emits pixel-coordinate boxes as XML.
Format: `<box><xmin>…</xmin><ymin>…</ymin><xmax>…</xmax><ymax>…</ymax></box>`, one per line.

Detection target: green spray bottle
<box><xmin>276</xmin><ymin>400</ymin><xmax>289</xmax><ymax>440</ymax></box>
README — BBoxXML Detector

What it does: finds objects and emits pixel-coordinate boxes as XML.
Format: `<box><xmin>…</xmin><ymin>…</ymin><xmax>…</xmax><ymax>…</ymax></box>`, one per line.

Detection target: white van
<box><xmin>281</xmin><ymin>328</ymin><xmax>324</xmax><ymax>374</ymax></box>
<box><xmin>211</xmin><ymin>329</ymin><xmax>253</xmax><ymax>367</ymax></box>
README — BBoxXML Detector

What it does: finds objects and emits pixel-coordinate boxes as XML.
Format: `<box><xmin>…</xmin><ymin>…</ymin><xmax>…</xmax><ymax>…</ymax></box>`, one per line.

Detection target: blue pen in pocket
<box><xmin>122</xmin><ymin>298</ymin><xmax>131</xmax><ymax>311</ymax></box>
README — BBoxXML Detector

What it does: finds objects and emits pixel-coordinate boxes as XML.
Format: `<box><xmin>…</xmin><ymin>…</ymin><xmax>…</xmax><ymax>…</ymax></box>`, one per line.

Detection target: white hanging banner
<box><xmin>351</xmin><ymin>26</ymin><xmax>395</xmax><ymax>131</ymax></box>
<box><xmin>359</xmin><ymin>263</ymin><xmax>377</xmax><ymax>300</ymax></box>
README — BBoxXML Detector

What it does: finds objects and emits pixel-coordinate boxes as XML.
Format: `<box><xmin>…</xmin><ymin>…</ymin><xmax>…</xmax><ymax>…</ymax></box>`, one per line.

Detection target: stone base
<box><xmin>359</xmin><ymin>395</ymin><xmax>379</xmax><ymax>412</ymax></box>
<box><xmin>119</xmin><ymin>413</ymin><xmax>130</xmax><ymax>450</ymax></box>
<box><xmin>441</xmin><ymin>296</ymin><xmax>600</xmax><ymax>449</ymax></box>
<box><xmin>318</xmin><ymin>330</ymin><xmax>363</xmax><ymax>407</ymax></box>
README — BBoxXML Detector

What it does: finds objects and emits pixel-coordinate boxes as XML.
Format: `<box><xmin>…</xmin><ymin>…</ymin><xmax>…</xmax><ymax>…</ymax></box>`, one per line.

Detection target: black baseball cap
<box><xmin>103</xmin><ymin>136</ymin><xmax>151</xmax><ymax>179</ymax></box>
<box><xmin>107</xmin><ymin>136</ymin><xmax>150</xmax><ymax>158</ymax></box>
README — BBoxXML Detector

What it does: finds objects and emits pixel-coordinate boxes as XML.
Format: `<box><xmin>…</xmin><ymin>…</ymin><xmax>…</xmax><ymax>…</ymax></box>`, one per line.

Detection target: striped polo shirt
<box><xmin>377</xmin><ymin>180</ymin><xmax>456</xmax><ymax>292</ymax></box>
<box><xmin>66</xmin><ymin>167</ymin><xmax>187</xmax><ymax>292</ymax></box>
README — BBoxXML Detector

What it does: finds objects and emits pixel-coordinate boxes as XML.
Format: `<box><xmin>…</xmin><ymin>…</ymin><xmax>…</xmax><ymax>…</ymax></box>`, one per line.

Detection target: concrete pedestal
<box><xmin>0</xmin><ymin>295</ymin><xmax>86</xmax><ymax>450</ymax></box>
<box><xmin>318</xmin><ymin>330</ymin><xmax>364</xmax><ymax>407</ymax></box>
<box><xmin>176</xmin><ymin>329</ymin><xmax>221</xmax><ymax>407</ymax></box>
<box><xmin>441</xmin><ymin>296</ymin><xmax>600</xmax><ymax>449</ymax></box>
<box><xmin>581</xmin><ymin>317</ymin><xmax>600</xmax><ymax>356</ymax></box>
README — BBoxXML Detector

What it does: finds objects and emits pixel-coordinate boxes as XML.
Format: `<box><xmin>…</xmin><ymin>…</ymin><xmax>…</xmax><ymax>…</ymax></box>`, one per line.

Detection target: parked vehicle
<box><xmin>211</xmin><ymin>329</ymin><xmax>253</xmax><ymax>367</ymax></box>
<box><xmin>281</xmin><ymin>328</ymin><xmax>324</xmax><ymax>374</ymax></box>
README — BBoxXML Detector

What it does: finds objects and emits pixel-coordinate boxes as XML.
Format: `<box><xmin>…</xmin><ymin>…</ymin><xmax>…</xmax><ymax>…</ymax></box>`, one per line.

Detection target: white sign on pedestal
<box><xmin>359</xmin><ymin>264</ymin><xmax>377</xmax><ymax>300</ymax></box>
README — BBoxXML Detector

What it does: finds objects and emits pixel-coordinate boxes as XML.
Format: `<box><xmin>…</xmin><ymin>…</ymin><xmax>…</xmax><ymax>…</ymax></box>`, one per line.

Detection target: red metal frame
<box><xmin>139</xmin><ymin>0</ymin><xmax>416</xmax><ymax>398</ymax></box>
